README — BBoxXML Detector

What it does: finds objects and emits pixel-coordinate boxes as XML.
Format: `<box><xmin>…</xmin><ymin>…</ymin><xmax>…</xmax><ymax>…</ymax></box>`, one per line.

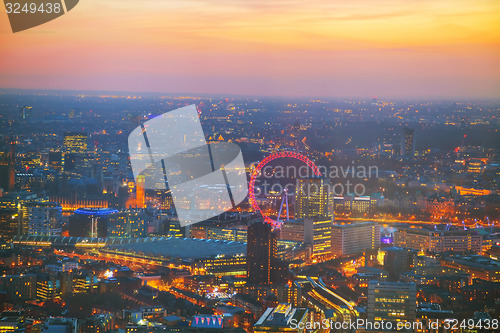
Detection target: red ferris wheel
<box><xmin>248</xmin><ymin>151</ymin><xmax>322</xmax><ymax>227</ymax></box>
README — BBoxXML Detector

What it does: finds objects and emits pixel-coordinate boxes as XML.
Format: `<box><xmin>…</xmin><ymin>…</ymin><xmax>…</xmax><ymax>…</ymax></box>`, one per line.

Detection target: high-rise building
<box><xmin>63</xmin><ymin>131</ymin><xmax>88</xmax><ymax>153</ymax></box>
<box><xmin>18</xmin><ymin>106</ymin><xmax>32</xmax><ymax>120</ymax></box>
<box><xmin>73</xmin><ymin>272</ymin><xmax>98</xmax><ymax>293</ymax></box>
<box><xmin>0</xmin><ymin>191</ymin><xmax>39</xmax><ymax>236</ymax></box>
<box><xmin>36</xmin><ymin>273</ymin><xmax>60</xmax><ymax>301</ymax></box>
<box><xmin>367</xmin><ymin>281</ymin><xmax>417</xmax><ymax>324</ymax></box>
<box><xmin>400</xmin><ymin>128</ymin><xmax>415</xmax><ymax>158</ymax></box>
<box><xmin>331</xmin><ymin>222</ymin><xmax>380</xmax><ymax>257</ymax></box>
<box><xmin>107</xmin><ymin>209</ymin><xmax>147</xmax><ymax>238</ymax></box>
<box><xmin>0</xmin><ymin>142</ymin><xmax>16</xmax><ymax>192</ymax></box>
<box><xmin>64</xmin><ymin>153</ymin><xmax>77</xmax><ymax>171</ymax></box>
<box><xmin>247</xmin><ymin>222</ymin><xmax>284</xmax><ymax>285</ymax></box>
<box><xmin>0</xmin><ymin>274</ymin><xmax>37</xmax><ymax>301</ymax></box>
<box><xmin>311</xmin><ymin>218</ymin><xmax>332</xmax><ymax>257</ymax></box>
<box><xmin>382</xmin><ymin>247</ymin><xmax>415</xmax><ymax>281</ymax></box>
<box><xmin>48</xmin><ymin>151</ymin><xmax>63</xmax><ymax>171</ymax></box>
<box><xmin>295</xmin><ymin>177</ymin><xmax>332</xmax><ymax>219</ymax></box>
<box><xmin>0</xmin><ymin>208</ymin><xmax>18</xmax><ymax>241</ymax></box>
<box><xmin>280</xmin><ymin>217</ymin><xmax>331</xmax><ymax>253</ymax></box>
<box><xmin>24</xmin><ymin>202</ymin><xmax>62</xmax><ymax>236</ymax></box>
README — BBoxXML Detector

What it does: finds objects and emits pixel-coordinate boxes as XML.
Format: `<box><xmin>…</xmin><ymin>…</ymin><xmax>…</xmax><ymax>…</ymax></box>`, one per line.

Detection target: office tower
<box><xmin>18</xmin><ymin>106</ymin><xmax>32</xmax><ymax>120</ymax></box>
<box><xmin>467</xmin><ymin>159</ymin><xmax>484</xmax><ymax>173</ymax></box>
<box><xmin>0</xmin><ymin>142</ymin><xmax>15</xmax><ymax>192</ymax></box>
<box><xmin>36</xmin><ymin>273</ymin><xmax>59</xmax><ymax>301</ymax></box>
<box><xmin>247</xmin><ymin>222</ymin><xmax>282</xmax><ymax>285</ymax></box>
<box><xmin>281</xmin><ymin>217</ymin><xmax>332</xmax><ymax>258</ymax></box>
<box><xmin>0</xmin><ymin>274</ymin><xmax>37</xmax><ymax>301</ymax></box>
<box><xmin>160</xmin><ymin>217</ymin><xmax>183</xmax><ymax>238</ymax></box>
<box><xmin>107</xmin><ymin>209</ymin><xmax>147</xmax><ymax>238</ymax></box>
<box><xmin>48</xmin><ymin>151</ymin><xmax>63</xmax><ymax>170</ymax></box>
<box><xmin>0</xmin><ymin>191</ymin><xmax>39</xmax><ymax>236</ymax></box>
<box><xmin>24</xmin><ymin>202</ymin><xmax>62</xmax><ymax>236</ymax></box>
<box><xmin>63</xmin><ymin>131</ymin><xmax>88</xmax><ymax>153</ymax></box>
<box><xmin>367</xmin><ymin>281</ymin><xmax>417</xmax><ymax>324</ymax></box>
<box><xmin>382</xmin><ymin>247</ymin><xmax>415</xmax><ymax>281</ymax></box>
<box><xmin>295</xmin><ymin>177</ymin><xmax>332</xmax><ymax>219</ymax></box>
<box><xmin>400</xmin><ymin>128</ymin><xmax>415</xmax><ymax>157</ymax></box>
<box><xmin>312</xmin><ymin>217</ymin><xmax>332</xmax><ymax>257</ymax></box>
<box><xmin>73</xmin><ymin>272</ymin><xmax>98</xmax><ymax>293</ymax></box>
<box><xmin>331</xmin><ymin>222</ymin><xmax>380</xmax><ymax>257</ymax></box>
<box><xmin>0</xmin><ymin>208</ymin><xmax>18</xmax><ymax>241</ymax></box>
<box><xmin>59</xmin><ymin>271</ymin><xmax>74</xmax><ymax>296</ymax></box>
<box><xmin>64</xmin><ymin>153</ymin><xmax>76</xmax><ymax>171</ymax></box>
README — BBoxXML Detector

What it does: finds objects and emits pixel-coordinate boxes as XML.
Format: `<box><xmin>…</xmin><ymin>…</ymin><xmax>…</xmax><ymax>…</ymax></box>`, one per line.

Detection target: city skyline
<box><xmin>0</xmin><ymin>92</ymin><xmax>498</xmax><ymax>332</ymax></box>
<box><xmin>1</xmin><ymin>0</ymin><xmax>499</xmax><ymax>99</ymax></box>
<box><xmin>0</xmin><ymin>0</ymin><xmax>499</xmax><ymax>328</ymax></box>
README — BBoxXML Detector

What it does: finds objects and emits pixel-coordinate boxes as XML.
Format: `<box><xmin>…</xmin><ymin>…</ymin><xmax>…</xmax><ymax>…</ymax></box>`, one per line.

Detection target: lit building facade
<box><xmin>0</xmin><ymin>191</ymin><xmax>39</xmax><ymax>236</ymax></box>
<box><xmin>0</xmin><ymin>142</ymin><xmax>16</xmax><ymax>192</ymax></box>
<box><xmin>394</xmin><ymin>227</ymin><xmax>482</xmax><ymax>254</ymax></box>
<box><xmin>192</xmin><ymin>225</ymin><xmax>248</xmax><ymax>243</ymax></box>
<box><xmin>400</xmin><ymin>128</ymin><xmax>415</xmax><ymax>158</ymax></box>
<box><xmin>331</xmin><ymin>222</ymin><xmax>380</xmax><ymax>256</ymax></box>
<box><xmin>295</xmin><ymin>177</ymin><xmax>332</xmax><ymax>219</ymax></box>
<box><xmin>280</xmin><ymin>217</ymin><xmax>332</xmax><ymax>257</ymax></box>
<box><xmin>107</xmin><ymin>209</ymin><xmax>147</xmax><ymax>238</ymax></box>
<box><xmin>247</xmin><ymin>222</ymin><xmax>280</xmax><ymax>285</ymax></box>
<box><xmin>280</xmin><ymin>219</ymin><xmax>306</xmax><ymax>243</ymax></box>
<box><xmin>25</xmin><ymin>202</ymin><xmax>62</xmax><ymax>236</ymax></box>
<box><xmin>311</xmin><ymin>218</ymin><xmax>332</xmax><ymax>257</ymax></box>
<box><xmin>254</xmin><ymin>303</ymin><xmax>309</xmax><ymax>333</ymax></box>
<box><xmin>36</xmin><ymin>273</ymin><xmax>60</xmax><ymax>301</ymax></box>
<box><xmin>63</xmin><ymin>131</ymin><xmax>88</xmax><ymax>153</ymax></box>
<box><xmin>367</xmin><ymin>281</ymin><xmax>417</xmax><ymax>324</ymax></box>
<box><xmin>440</xmin><ymin>255</ymin><xmax>500</xmax><ymax>282</ymax></box>
<box><xmin>0</xmin><ymin>274</ymin><xmax>37</xmax><ymax>301</ymax></box>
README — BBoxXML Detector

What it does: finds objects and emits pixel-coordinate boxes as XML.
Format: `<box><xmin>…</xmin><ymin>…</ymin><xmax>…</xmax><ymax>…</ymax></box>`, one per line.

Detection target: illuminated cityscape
<box><xmin>0</xmin><ymin>92</ymin><xmax>498</xmax><ymax>333</ymax></box>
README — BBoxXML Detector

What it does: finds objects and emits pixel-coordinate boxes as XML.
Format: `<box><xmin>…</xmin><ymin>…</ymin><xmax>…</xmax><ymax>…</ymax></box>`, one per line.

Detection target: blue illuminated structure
<box><xmin>74</xmin><ymin>208</ymin><xmax>118</xmax><ymax>237</ymax></box>
<box><xmin>74</xmin><ymin>208</ymin><xmax>118</xmax><ymax>216</ymax></box>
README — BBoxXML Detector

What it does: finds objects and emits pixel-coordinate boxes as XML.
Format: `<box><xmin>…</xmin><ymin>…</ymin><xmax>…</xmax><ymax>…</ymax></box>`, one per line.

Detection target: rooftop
<box><xmin>103</xmin><ymin>237</ymin><xmax>246</xmax><ymax>260</ymax></box>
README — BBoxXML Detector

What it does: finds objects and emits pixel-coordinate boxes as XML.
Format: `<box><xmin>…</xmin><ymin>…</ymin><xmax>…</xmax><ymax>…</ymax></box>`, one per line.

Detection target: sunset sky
<box><xmin>1</xmin><ymin>0</ymin><xmax>499</xmax><ymax>98</ymax></box>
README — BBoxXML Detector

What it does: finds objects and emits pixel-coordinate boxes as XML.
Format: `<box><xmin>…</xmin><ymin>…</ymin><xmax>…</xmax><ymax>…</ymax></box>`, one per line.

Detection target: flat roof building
<box><xmin>367</xmin><ymin>281</ymin><xmax>417</xmax><ymax>325</ymax></box>
<box><xmin>440</xmin><ymin>255</ymin><xmax>500</xmax><ymax>282</ymax></box>
<box><xmin>395</xmin><ymin>227</ymin><xmax>482</xmax><ymax>254</ymax></box>
<box><xmin>254</xmin><ymin>303</ymin><xmax>309</xmax><ymax>333</ymax></box>
<box><xmin>331</xmin><ymin>222</ymin><xmax>380</xmax><ymax>256</ymax></box>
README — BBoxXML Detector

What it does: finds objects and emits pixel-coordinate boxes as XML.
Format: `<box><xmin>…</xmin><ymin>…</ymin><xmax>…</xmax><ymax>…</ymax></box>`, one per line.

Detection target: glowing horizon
<box><xmin>0</xmin><ymin>0</ymin><xmax>499</xmax><ymax>98</ymax></box>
